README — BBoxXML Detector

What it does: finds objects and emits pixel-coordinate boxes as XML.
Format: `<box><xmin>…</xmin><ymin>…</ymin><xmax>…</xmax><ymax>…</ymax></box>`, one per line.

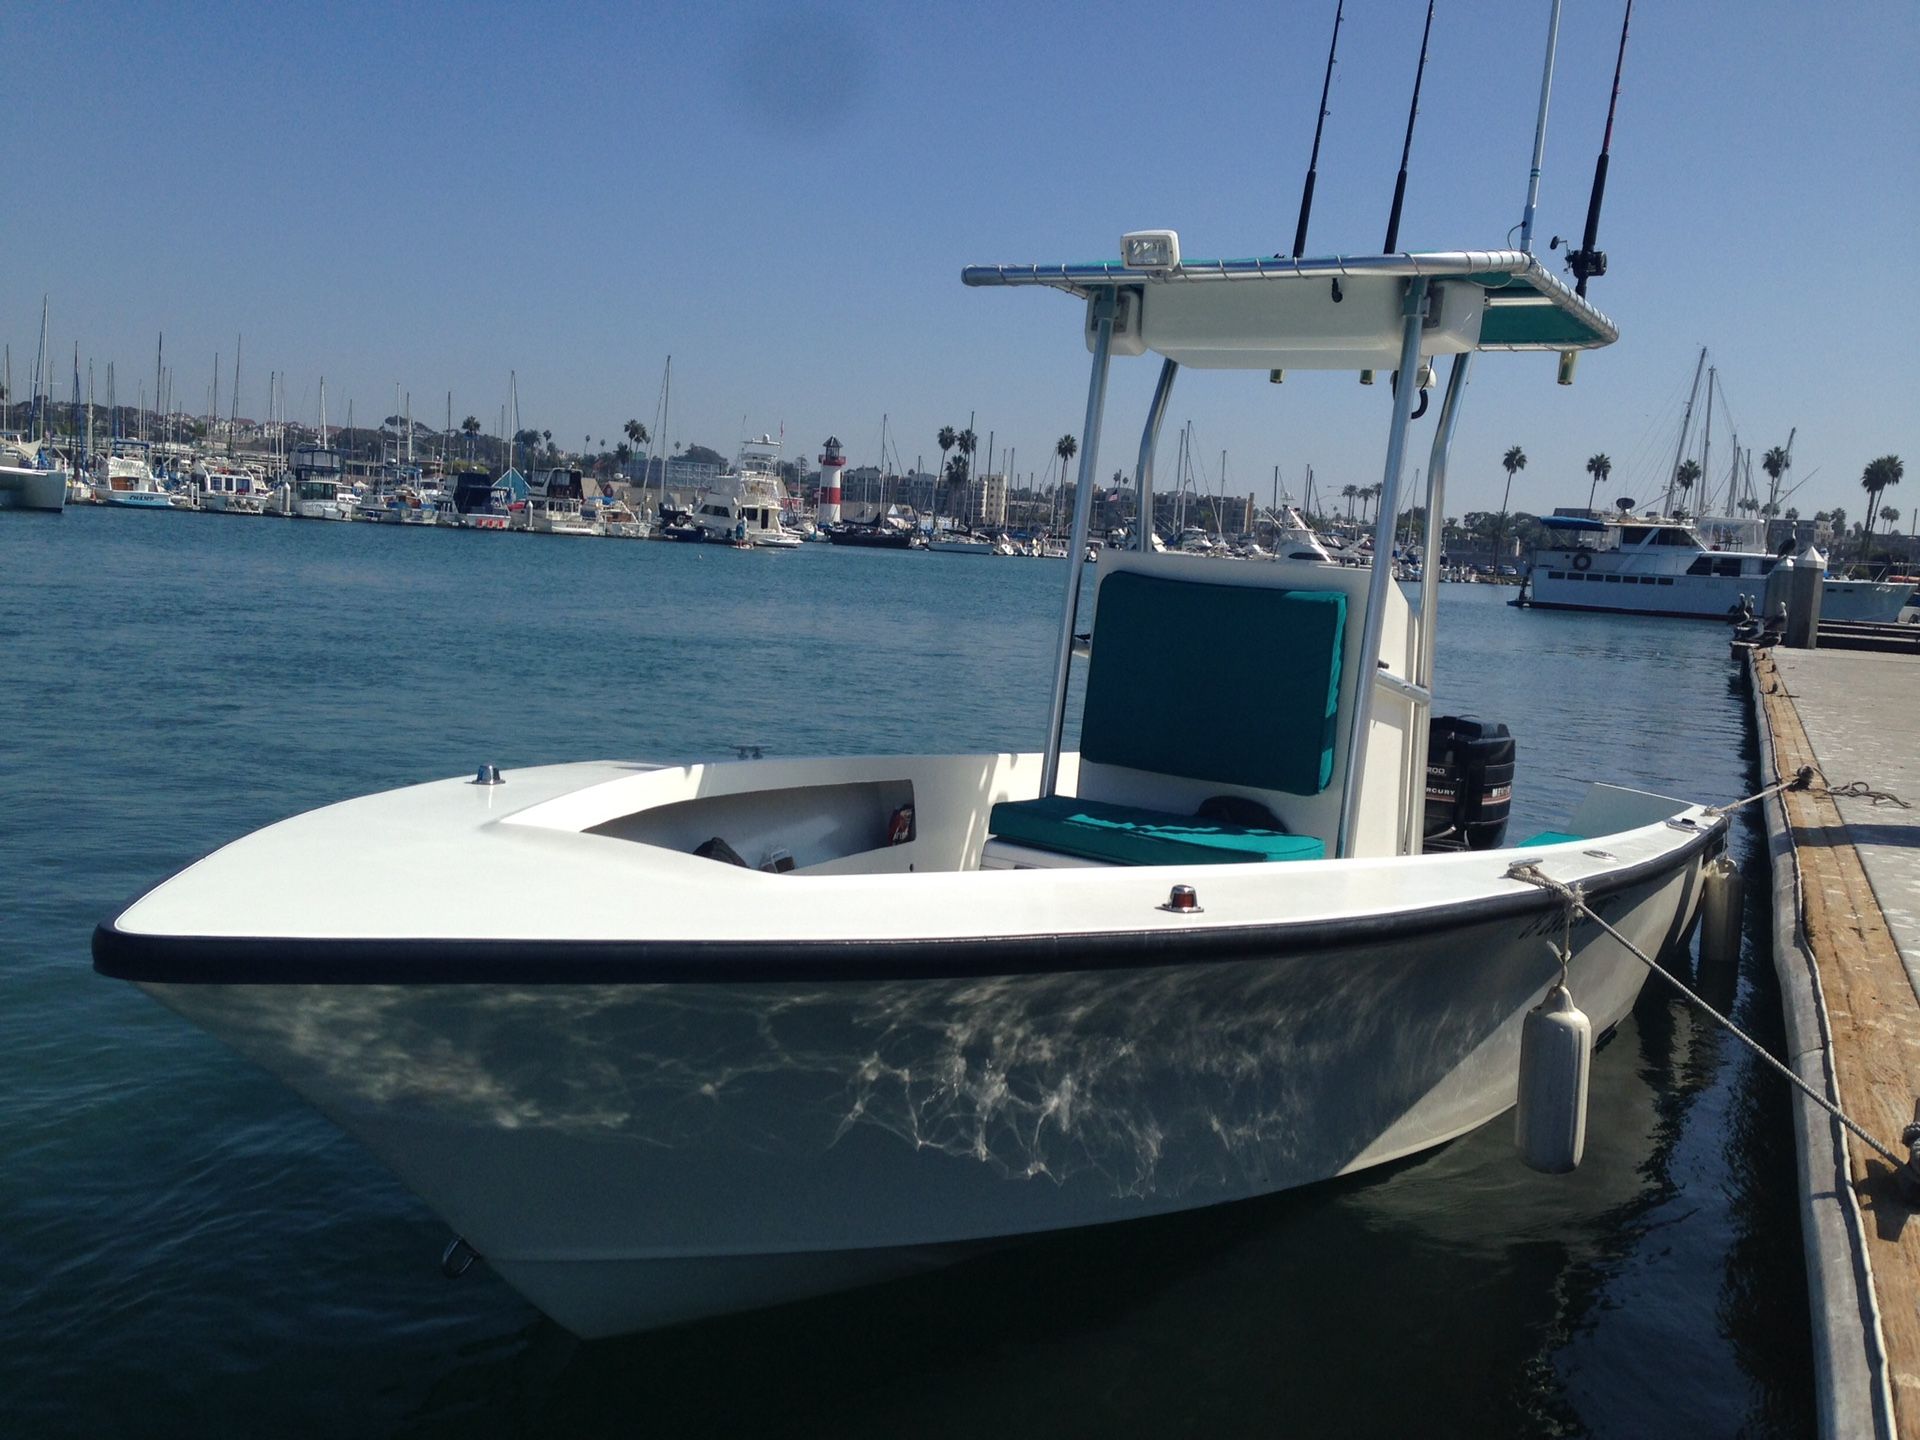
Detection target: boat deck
<box><xmin>1752</xmin><ymin>647</ymin><xmax>1920</xmax><ymax>1439</ymax></box>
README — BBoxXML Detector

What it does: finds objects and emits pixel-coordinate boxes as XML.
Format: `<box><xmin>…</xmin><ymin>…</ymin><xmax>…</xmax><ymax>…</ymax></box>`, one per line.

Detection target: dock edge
<box><xmin>1747</xmin><ymin>648</ymin><xmax>1898</xmax><ymax>1440</ymax></box>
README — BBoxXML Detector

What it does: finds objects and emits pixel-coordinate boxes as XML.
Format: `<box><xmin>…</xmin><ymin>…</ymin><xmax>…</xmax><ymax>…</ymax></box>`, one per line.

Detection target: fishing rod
<box><xmin>1273</xmin><ymin>0</ymin><xmax>1344</xmax><ymax>386</ymax></box>
<box><xmin>1554</xmin><ymin>0</ymin><xmax>1632</xmax><ymax>383</ymax></box>
<box><xmin>1568</xmin><ymin>0</ymin><xmax>1632</xmax><ymax>297</ymax></box>
<box><xmin>1291</xmin><ymin>0</ymin><xmax>1344</xmax><ymax>259</ymax></box>
<box><xmin>1366</xmin><ymin>0</ymin><xmax>1436</xmax><ymax>393</ymax></box>
<box><xmin>1382</xmin><ymin>0</ymin><xmax>1435</xmax><ymax>256</ymax></box>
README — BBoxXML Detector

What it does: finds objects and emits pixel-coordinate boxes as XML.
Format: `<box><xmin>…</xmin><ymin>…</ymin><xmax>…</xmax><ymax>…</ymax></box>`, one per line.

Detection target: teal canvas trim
<box><xmin>990</xmin><ymin>795</ymin><xmax>1326</xmax><ymax>866</ymax></box>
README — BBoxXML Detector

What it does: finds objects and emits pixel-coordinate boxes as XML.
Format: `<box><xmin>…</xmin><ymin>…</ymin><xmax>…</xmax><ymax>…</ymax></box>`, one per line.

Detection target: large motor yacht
<box><xmin>694</xmin><ymin>435</ymin><xmax>803</xmax><ymax>546</ymax></box>
<box><xmin>1525</xmin><ymin>511</ymin><xmax>1906</xmax><ymax>621</ymax></box>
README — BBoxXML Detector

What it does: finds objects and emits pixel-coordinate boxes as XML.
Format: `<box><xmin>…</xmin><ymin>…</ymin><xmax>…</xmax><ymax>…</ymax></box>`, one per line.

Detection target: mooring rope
<box><xmin>1706</xmin><ymin>765</ymin><xmax>1910</xmax><ymax>817</ymax></box>
<box><xmin>1821</xmin><ymin>780</ymin><xmax>1913</xmax><ymax>810</ymax></box>
<box><xmin>1505</xmin><ymin>860</ymin><xmax>1914</xmax><ymax>1177</ymax></box>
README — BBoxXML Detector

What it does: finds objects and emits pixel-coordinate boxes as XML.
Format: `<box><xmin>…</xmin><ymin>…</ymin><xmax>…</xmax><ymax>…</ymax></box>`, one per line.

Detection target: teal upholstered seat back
<box><xmin>1081</xmin><ymin>572</ymin><xmax>1346</xmax><ymax>797</ymax></box>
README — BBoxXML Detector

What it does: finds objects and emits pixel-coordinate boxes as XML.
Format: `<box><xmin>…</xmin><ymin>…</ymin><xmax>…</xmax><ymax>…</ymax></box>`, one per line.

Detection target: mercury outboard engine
<box><xmin>1424</xmin><ymin>716</ymin><xmax>1514</xmax><ymax>852</ymax></box>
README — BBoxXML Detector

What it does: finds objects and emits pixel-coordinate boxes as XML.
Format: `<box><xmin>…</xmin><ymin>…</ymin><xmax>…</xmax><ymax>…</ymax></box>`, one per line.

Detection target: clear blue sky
<box><xmin>4</xmin><ymin>0</ymin><xmax>1915</xmax><ymax>523</ymax></box>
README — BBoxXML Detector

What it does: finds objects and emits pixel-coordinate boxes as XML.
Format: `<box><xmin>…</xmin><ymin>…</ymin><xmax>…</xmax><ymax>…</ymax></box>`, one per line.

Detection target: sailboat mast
<box><xmin>1699</xmin><ymin>366</ymin><xmax>1714</xmax><ymax>515</ymax></box>
<box><xmin>1664</xmin><ymin>347</ymin><xmax>1706</xmax><ymax>516</ymax></box>
<box><xmin>33</xmin><ymin>297</ymin><xmax>49</xmax><ymax>442</ymax></box>
<box><xmin>658</xmin><ymin>356</ymin><xmax>671</xmax><ymax>501</ymax></box>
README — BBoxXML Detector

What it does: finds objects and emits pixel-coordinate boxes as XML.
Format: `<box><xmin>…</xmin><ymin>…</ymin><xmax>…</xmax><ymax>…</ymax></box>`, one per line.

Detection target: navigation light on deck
<box><xmin>1121</xmin><ymin>230</ymin><xmax>1179</xmax><ymax>271</ymax></box>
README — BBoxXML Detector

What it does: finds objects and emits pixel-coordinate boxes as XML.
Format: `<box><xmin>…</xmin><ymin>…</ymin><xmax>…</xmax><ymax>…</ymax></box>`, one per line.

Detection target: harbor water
<box><xmin>3</xmin><ymin>508</ymin><xmax>1813</xmax><ymax>1437</ymax></box>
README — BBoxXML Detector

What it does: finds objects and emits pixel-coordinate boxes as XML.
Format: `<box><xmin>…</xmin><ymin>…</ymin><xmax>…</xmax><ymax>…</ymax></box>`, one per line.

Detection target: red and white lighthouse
<box><xmin>818</xmin><ymin>436</ymin><xmax>845</xmax><ymax>526</ymax></box>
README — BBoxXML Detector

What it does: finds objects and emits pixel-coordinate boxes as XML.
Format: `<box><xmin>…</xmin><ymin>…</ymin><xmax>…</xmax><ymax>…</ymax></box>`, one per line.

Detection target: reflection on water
<box><xmin>1</xmin><ymin>512</ymin><xmax>1811</xmax><ymax>1437</ymax></box>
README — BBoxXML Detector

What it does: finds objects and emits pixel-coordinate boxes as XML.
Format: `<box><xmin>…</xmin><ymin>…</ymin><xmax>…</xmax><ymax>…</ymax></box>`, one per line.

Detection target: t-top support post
<box><xmin>1041</xmin><ymin>290</ymin><xmax>1118</xmax><ymax>798</ymax></box>
<box><xmin>1133</xmin><ymin>358</ymin><xmax>1179</xmax><ymax>551</ymax></box>
<box><xmin>1336</xmin><ymin>276</ymin><xmax>1428</xmax><ymax>857</ymax></box>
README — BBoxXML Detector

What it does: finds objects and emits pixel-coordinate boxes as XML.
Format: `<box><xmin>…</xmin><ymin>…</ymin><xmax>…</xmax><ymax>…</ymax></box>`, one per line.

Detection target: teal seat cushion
<box><xmin>1081</xmin><ymin>573</ymin><xmax>1346</xmax><ymax>796</ymax></box>
<box><xmin>989</xmin><ymin>795</ymin><xmax>1326</xmax><ymax>866</ymax></box>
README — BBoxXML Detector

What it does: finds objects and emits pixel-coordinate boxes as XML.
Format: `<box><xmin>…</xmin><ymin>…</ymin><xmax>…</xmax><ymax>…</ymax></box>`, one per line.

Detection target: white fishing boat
<box><xmin>96</xmin><ymin>231</ymin><xmax>1721</xmax><ymax>1341</ymax></box>
<box><xmin>0</xmin><ymin>435</ymin><xmax>68</xmax><ymax>511</ymax></box>
<box><xmin>1266</xmin><ymin>503</ymin><xmax>1341</xmax><ymax>563</ymax></box>
<box><xmin>1524</xmin><ymin>511</ymin><xmax>1907</xmax><ymax>621</ymax></box>
<box><xmin>92</xmin><ymin>438</ymin><xmax>174</xmax><ymax>508</ymax></box>
<box><xmin>694</xmin><ymin>435</ymin><xmax>803</xmax><ymax>546</ymax></box>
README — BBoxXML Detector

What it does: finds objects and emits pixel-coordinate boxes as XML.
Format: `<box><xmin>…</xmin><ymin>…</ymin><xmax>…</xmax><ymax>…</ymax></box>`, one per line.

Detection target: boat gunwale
<box><xmin>93</xmin><ymin>816</ymin><xmax>1722</xmax><ymax>986</ymax></box>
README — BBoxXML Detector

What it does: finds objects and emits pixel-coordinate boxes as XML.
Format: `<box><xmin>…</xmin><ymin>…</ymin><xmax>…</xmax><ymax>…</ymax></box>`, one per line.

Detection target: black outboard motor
<box><xmin>1424</xmin><ymin>716</ymin><xmax>1514</xmax><ymax>852</ymax></box>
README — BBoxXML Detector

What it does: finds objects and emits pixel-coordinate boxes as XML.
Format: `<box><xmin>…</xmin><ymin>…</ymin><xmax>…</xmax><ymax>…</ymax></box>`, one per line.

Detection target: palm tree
<box><xmin>1495</xmin><ymin>445</ymin><xmax>1526</xmax><ymax>567</ymax></box>
<box><xmin>936</xmin><ymin>426</ymin><xmax>957</xmax><ymax>511</ymax></box>
<box><xmin>1341</xmin><ymin>483</ymin><xmax>1358</xmax><ymax>520</ymax></box>
<box><xmin>621</xmin><ymin>419</ymin><xmax>649</xmax><ymax>480</ymax></box>
<box><xmin>461</xmin><ymin>415</ymin><xmax>480</xmax><ymax>459</ymax></box>
<box><xmin>1584</xmin><ymin>453</ymin><xmax>1611</xmax><ymax>515</ymax></box>
<box><xmin>1673</xmin><ymin>458</ymin><xmax>1701</xmax><ymax>518</ymax></box>
<box><xmin>1860</xmin><ymin>454</ymin><xmax>1904</xmax><ymax>567</ymax></box>
<box><xmin>1761</xmin><ymin>444</ymin><xmax>1792</xmax><ymax>510</ymax></box>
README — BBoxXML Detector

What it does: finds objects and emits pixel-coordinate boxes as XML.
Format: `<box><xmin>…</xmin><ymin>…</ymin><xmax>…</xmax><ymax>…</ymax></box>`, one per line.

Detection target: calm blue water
<box><xmin>2</xmin><ymin>507</ymin><xmax>1811</xmax><ymax>1437</ymax></box>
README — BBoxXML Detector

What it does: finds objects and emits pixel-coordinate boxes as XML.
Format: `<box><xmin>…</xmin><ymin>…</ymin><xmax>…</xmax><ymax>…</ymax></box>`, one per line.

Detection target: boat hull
<box><xmin>102</xmin><ymin>489</ymin><xmax>178</xmax><ymax>509</ymax></box>
<box><xmin>1527</xmin><ymin>560</ymin><xmax>1907</xmax><ymax>622</ymax></box>
<box><xmin>828</xmin><ymin>526</ymin><xmax>914</xmax><ymax>549</ymax></box>
<box><xmin>123</xmin><ymin>851</ymin><xmax>1699</xmax><ymax>1336</ymax></box>
<box><xmin>0</xmin><ymin>464</ymin><xmax>67</xmax><ymax>511</ymax></box>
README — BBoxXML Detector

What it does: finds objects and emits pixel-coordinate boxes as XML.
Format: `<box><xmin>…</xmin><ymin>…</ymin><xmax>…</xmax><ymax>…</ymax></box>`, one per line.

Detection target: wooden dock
<box><xmin>1752</xmin><ymin>646</ymin><xmax>1920</xmax><ymax>1439</ymax></box>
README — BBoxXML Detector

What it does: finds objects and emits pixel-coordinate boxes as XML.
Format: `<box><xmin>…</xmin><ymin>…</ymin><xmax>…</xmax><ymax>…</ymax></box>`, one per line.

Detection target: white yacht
<box><xmin>441</xmin><ymin>473</ymin><xmax>514</xmax><ymax>530</ymax></box>
<box><xmin>197</xmin><ymin>464</ymin><xmax>269</xmax><ymax>515</ymax></box>
<box><xmin>1265</xmin><ymin>504</ymin><xmax>1340</xmax><ymax>563</ymax></box>
<box><xmin>286</xmin><ymin>445</ymin><xmax>352</xmax><ymax>520</ymax></box>
<box><xmin>97</xmin><ymin>232</ymin><xmax>1719</xmax><ymax>1341</ymax></box>
<box><xmin>92</xmin><ymin>438</ymin><xmax>174</xmax><ymax>508</ymax></box>
<box><xmin>0</xmin><ymin>435</ymin><xmax>68</xmax><ymax>511</ymax></box>
<box><xmin>694</xmin><ymin>435</ymin><xmax>803</xmax><ymax>546</ymax></box>
<box><xmin>591</xmin><ymin>496</ymin><xmax>650</xmax><ymax>539</ymax></box>
<box><xmin>524</xmin><ymin>467</ymin><xmax>601</xmax><ymax>535</ymax></box>
<box><xmin>1525</xmin><ymin>512</ymin><xmax>1907</xmax><ymax>622</ymax></box>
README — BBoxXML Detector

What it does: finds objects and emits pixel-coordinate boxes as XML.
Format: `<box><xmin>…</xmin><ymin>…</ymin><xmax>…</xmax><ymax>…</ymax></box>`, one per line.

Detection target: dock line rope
<box><xmin>1705</xmin><ymin>765</ymin><xmax>1909</xmax><ymax>817</ymax></box>
<box><xmin>1706</xmin><ymin>766</ymin><xmax>1813</xmax><ymax>816</ymax></box>
<box><xmin>1505</xmin><ymin>859</ymin><xmax>1920</xmax><ymax>1195</ymax></box>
